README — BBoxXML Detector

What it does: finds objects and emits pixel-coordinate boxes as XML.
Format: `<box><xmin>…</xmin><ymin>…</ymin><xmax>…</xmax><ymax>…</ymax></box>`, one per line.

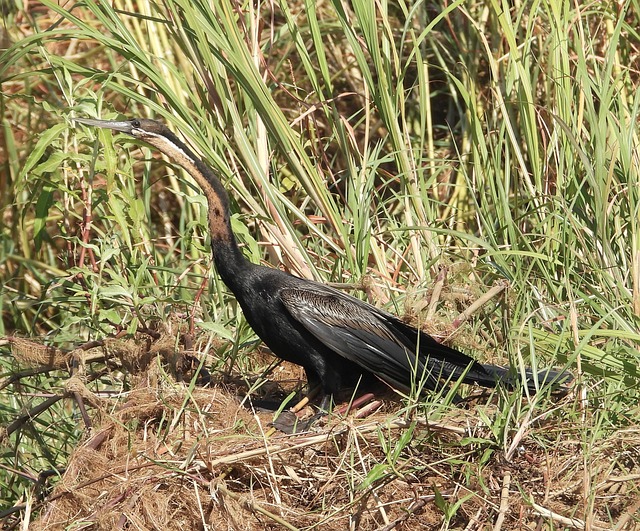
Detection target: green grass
<box><xmin>1</xmin><ymin>0</ymin><xmax>639</xmax><ymax>528</ymax></box>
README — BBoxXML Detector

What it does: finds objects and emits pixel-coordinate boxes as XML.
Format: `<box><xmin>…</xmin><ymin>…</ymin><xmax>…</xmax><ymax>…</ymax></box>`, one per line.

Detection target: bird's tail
<box><xmin>473</xmin><ymin>364</ymin><xmax>573</xmax><ymax>393</ymax></box>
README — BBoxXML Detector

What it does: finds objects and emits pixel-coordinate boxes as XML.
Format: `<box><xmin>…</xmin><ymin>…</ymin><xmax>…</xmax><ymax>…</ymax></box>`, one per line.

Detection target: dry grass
<box><xmin>4</xmin><ymin>334</ymin><xmax>634</xmax><ymax>530</ymax></box>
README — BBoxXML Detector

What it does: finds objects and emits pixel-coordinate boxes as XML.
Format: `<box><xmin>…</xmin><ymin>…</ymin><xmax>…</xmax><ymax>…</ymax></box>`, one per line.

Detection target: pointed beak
<box><xmin>74</xmin><ymin>117</ymin><xmax>133</xmax><ymax>133</ymax></box>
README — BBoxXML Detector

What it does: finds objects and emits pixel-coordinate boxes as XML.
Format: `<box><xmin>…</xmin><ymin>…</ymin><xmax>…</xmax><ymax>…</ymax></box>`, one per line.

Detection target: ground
<box><xmin>8</xmin><ymin>333</ymin><xmax>638</xmax><ymax>530</ymax></box>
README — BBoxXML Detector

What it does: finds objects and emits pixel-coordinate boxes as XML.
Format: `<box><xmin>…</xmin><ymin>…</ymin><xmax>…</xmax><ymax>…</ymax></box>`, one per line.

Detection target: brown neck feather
<box><xmin>144</xmin><ymin>132</ymin><xmax>251</xmax><ymax>283</ymax></box>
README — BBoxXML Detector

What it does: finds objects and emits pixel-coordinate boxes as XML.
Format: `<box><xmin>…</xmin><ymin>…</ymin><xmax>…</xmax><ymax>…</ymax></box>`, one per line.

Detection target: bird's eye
<box><xmin>131</xmin><ymin>119</ymin><xmax>141</xmax><ymax>128</ymax></box>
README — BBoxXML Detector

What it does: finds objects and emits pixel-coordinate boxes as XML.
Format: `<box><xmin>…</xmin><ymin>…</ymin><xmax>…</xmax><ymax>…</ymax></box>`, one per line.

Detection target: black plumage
<box><xmin>76</xmin><ymin>117</ymin><xmax>569</xmax><ymax>402</ymax></box>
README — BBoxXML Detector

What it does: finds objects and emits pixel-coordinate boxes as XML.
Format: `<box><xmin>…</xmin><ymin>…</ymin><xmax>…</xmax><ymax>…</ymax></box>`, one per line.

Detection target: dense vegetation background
<box><xmin>1</xmin><ymin>0</ymin><xmax>639</xmax><ymax>528</ymax></box>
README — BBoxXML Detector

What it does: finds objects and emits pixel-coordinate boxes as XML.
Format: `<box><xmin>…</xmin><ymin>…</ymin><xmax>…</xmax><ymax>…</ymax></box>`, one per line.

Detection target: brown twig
<box><xmin>0</xmin><ymin>367</ymin><xmax>57</xmax><ymax>391</ymax></box>
<box><xmin>77</xmin><ymin>171</ymin><xmax>99</xmax><ymax>274</ymax></box>
<box><xmin>426</xmin><ymin>266</ymin><xmax>448</xmax><ymax>322</ymax></box>
<box><xmin>451</xmin><ymin>280</ymin><xmax>509</xmax><ymax>330</ymax></box>
<box><xmin>3</xmin><ymin>371</ymin><xmax>104</xmax><ymax>441</ymax></box>
<box><xmin>3</xmin><ymin>394</ymin><xmax>68</xmax><ymax>439</ymax></box>
<box><xmin>493</xmin><ymin>471</ymin><xmax>511</xmax><ymax>531</ymax></box>
<box><xmin>216</xmin><ymin>482</ymin><xmax>299</xmax><ymax>531</ymax></box>
<box><xmin>530</xmin><ymin>500</ymin><xmax>609</xmax><ymax>531</ymax></box>
<box><xmin>72</xmin><ymin>392</ymin><xmax>92</xmax><ymax>429</ymax></box>
<box><xmin>190</xmin><ymin>274</ymin><xmax>209</xmax><ymax>335</ymax></box>
<box><xmin>613</xmin><ymin>495</ymin><xmax>640</xmax><ymax>531</ymax></box>
<box><xmin>377</xmin><ymin>496</ymin><xmax>431</xmax><ymax>531</ymax></box>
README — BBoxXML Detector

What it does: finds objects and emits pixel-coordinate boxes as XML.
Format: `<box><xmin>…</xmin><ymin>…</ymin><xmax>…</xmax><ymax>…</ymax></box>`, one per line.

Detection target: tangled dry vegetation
<box><xmin>5</xmin><ymin>333</ymin><xmax>638</xmax><ymax>530</ymax></box>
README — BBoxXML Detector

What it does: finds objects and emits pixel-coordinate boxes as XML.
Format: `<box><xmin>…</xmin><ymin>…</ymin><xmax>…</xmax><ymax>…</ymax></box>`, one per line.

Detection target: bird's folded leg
<box><xmin>271</xmin><ymin>392</ymin><xmax>382</xmax><ymax>434</ymax></box>
<box><xmin>335</xmin><ymin>392</ymin><xmax>376</xmax><ymax>416</ymax></box>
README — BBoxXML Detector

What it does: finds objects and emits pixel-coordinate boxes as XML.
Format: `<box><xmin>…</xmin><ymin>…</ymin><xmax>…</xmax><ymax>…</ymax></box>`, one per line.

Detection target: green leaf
<box><xmin>18</xmin><ymin>123</ymin><xmax>66</xmax><ymax>182</ymax></box>
<box><xmin>99</xmin><ymin>308</ymin><xmax>123</xmax><ymax>325</ymax></box>
<box><xmin>33</xmin><ymin>183</ymin><xmax>56</xmax><ymax>252</ymax></box>
<box><xmin>108</xmin><ymin>192</ymin><xmax>132</xmax><ymax>251</ymax></box>
<box><xmin>195</xmin><ymin>321</ymin><xmax>234</xmax><ymax>341</ymax></box>
<box><xmin>99</xmin><ymin>285</ymin><xmax>133</xmax><ymax>299</ymax></box>
<box><xmin>32</xmin><ymin>152</ymin><xmax>67</xmax><ymax>176</ymax></box>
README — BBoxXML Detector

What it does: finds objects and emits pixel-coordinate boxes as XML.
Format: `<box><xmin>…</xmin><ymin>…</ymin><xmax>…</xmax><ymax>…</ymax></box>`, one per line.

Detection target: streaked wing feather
<box><xmin>280</xmin><ymin>286</ymin><xmax>474</xmax><ymax>391</ymax></box>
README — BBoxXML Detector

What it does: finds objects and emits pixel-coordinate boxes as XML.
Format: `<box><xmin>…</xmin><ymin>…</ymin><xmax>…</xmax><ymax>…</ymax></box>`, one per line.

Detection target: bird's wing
<box><xmin>279</xmin><ymin>286</ymin><xmax>482</xmax><ymax>392</ymax></box>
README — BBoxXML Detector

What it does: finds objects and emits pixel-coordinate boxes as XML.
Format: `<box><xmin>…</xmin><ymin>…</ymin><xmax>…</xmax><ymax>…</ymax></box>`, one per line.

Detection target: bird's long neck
<box><xmin>146</xmin><ymin>132</ymin><xmax>251</xmax><ymax>287</ymax></box>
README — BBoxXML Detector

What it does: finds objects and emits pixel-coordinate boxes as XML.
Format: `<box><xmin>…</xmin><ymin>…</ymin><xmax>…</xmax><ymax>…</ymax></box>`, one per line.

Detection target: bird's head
<box><xmin>75</xmin><ymin>117</ymin><xmax>197</xmax><ymax>166</ymax></box>
<box><xmin>74</xmin><ymin>117</ymin><xmax>170</xmax><ymax>141</ymax></box>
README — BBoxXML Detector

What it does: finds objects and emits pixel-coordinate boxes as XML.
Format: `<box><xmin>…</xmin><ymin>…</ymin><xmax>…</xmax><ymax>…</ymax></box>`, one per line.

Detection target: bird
<box><xmin>75</xmin><ymin>117</ymin><xmax>570</xmax><ymax>413</ymax></box>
